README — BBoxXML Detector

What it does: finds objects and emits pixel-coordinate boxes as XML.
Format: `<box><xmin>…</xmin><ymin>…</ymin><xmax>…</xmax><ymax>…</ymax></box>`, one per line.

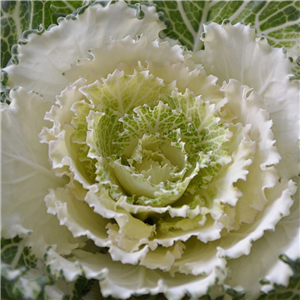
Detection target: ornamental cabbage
<box><xmin>1</xmin><ymin>1</ymin><xmax>299</xmax><ymax>299</ymax></box>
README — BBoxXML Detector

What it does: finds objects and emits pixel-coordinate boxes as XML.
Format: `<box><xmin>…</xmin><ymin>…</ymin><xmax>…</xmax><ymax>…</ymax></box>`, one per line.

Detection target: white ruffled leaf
<box><xmin>224</xmin><ymin>179</ymin><xmax>298</xmax><ymax>298</ymax></box>
<box><xmin>198</xmin><ymin>22</ymin><xmax>300</xmax><ymax>179</ymax></box>
<box><xmin>3</xmin><ymin>2</ymin><xmax>165</xmax><ymax>101</ymax></box>
<box><xmin>1</xmin><ymin>88</ymin><xmax>81</xmax><ymax>256</ymax></box>
<box><xmin>45</xmin><ymin>247</ymin><xmax>227</xmax><ymax>300</ymax></box>
<box><xmin>220</xmin><ymin>179</ymin><xmax>296</xmax><ymax>259</ymax></box>
<box><xmin>45</xmin><ymin>187</ymin><xmax>110</xmax><ymax>248</ymax></box>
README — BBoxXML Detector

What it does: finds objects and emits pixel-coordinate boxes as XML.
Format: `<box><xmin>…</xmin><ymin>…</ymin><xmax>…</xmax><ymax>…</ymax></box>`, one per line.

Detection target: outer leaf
<box><xmin>0</xmin><ymin>0</ymin><xmax>55</xmax><ymax>67</ymax></box>
<box><xmin>2</xmin><ymin>2</ymin><xmax>165</xmax><ymax>102</ymax></box>
<box><xmin>44</xmin><ymin>247</ymin><xmax>227</xmax><ymax>300</ymax></box>
<box><xmin>2</xmin><ymin>1</ymin><xmax>299</xmax><ymax>71</ymax></box>
<box><xmin>51</xmin><ymin>0</ymin><xmax>83</xmax><ymax>16</ymax></box>
<box><xmin>1</xmin><ymin>237</ymin><xmax>50</xmax><ymax>300</ymax></box>
<box><xmin>1</xmin><ymin>237</ymin><xmax>95</xmax><ymax>300</ymax></box>
<box><xmin>258</xmin><ymin>256</ymin><xmax>300</xmax><ymax>300</ymax></box>
<box><xmin>0</xmin><ymin>0</ymin><xmax>87</xmax><ymax>68</ymax></box>
<box><xmin>1</xmin><ymin>88</ymin><xmax>82</xmax><ymax>257</ymax></box>
<box><xmin>293</xmin><ymin>63</ymin><xmax>300</xmax><ymax>80</ymax></box>
<box><xmin>198</xmin><ymin>22</ymin><xmax>300</xmax><ymax>180</ymax></box>
<box><xmin>132</xmin><ymin>0</ymin><xmax>300</xmax><ymax>59</ymax></box>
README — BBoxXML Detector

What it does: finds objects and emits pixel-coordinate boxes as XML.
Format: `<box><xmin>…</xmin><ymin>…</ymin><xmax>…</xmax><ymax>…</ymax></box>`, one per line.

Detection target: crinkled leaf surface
<box><xmin>1</xmin><ymin>1</ymin><xmax>299</xmax><ymax>300</ymax></box>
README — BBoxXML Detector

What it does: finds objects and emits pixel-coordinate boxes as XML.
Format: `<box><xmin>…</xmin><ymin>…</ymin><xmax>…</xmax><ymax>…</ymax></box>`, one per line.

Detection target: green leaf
<box><xmin>72</xmin><ymin>276</ymin><xmax>97</xmax><ymax>300</ymax></box>
<box><xmin>257</xmin><ymin>256</ymin><xmax>300</xmax><ymax>300</ymax></box>
<box><xmin>3</xmin><ymin>1</ymin><xmax>299</xmax><ymax>69</ymax></box>
<box><xmin>1</xmin><ymin>0</ymin><xmax>88</xmax><ymax>68</ymax></box>
<box><xmin>1</xmin><ymin>237</ymin><xmax>48</xmax><ymax>300</ymax></box>
<box><xmin>126</xmin><ymin>1</ymin><xmax>300</xmax><ymax>58</ymax></box>
<box><xmin>292</xmin><ymin>59</ymin><xmax>300</xmax><ymax>80</ymax></box>
<box><xmin>0</xmin><ymin>0</ymin><xmax>53</xmax><ymax>67</ymax></box>
<box><xmin>51</xmin><ymin>0</ymin><xmax>88</xmax><ymax>17</ymax></box>
<box><xmin>2</xmin><ymin>0</ymin><xmax>299</xmax><ymax>72</ymax></box>
<box><xmin>223</xmin><ymin>255</ymin><xmax>300</xmax><ymax>300</ymax></box>
<box><xmin>1</xmin><ymin>237</ymin><xmax>96</xmax><ymax>300</ymax></box>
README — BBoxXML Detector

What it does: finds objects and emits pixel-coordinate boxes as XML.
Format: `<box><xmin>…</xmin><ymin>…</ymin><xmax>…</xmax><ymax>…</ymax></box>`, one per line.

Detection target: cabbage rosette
<box><xmin>1</xmin><ymin>1</ymin><xmax>299</xmax><ymax>299</ymax></box>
